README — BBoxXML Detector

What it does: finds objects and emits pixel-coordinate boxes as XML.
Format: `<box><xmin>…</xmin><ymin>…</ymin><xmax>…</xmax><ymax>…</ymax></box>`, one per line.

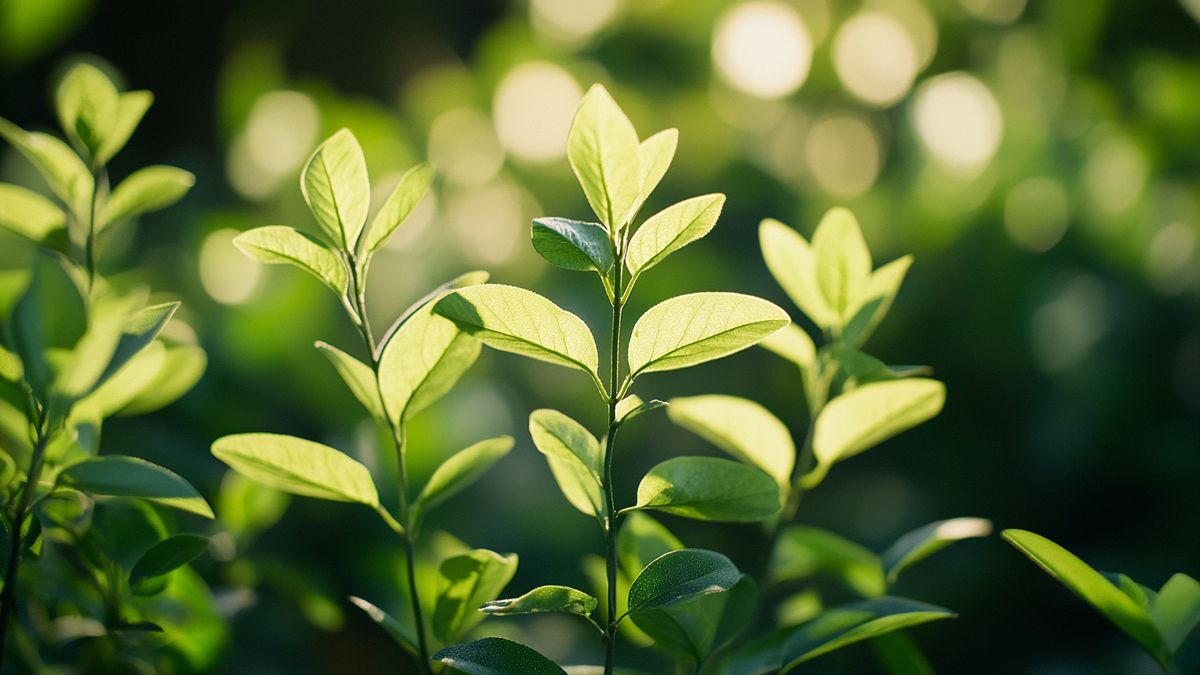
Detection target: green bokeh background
<box><xmin>2</xmin><ymin>0</ymin><xmax>1198</xmax><ymax>672</ymax></box>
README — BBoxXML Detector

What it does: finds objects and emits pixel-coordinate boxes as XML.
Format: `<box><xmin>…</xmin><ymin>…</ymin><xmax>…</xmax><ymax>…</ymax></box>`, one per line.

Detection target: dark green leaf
<box><xmin>434</xmin><ymin>637</ymin><xmax>566</xmax><ymax>675</ymax></box>
<box><xmin>631</xmin><ymin>574</ymin><xmax>756</xmax><ymax>662</ymax></box>
<box><xmin>629</xmin><ymin>456</ymin><xmax>780</xmax><ymax>522</ymax></box>
<box><xmin>481</xmin><ymin>585</ymin><xmax>598</xmax><ymax>618</ymax></box>
<box><xmin>531</xmin><ymin>217</ymin><xmax>613</xmax><ymax>274</ymax></box>
<box><xmin>130</xmin><ymin>533</ymin><xmax>210</xmax><ymax>595</ymax></box>
<box><xmin>627</xmin><ymin>549</ymin><xmax>742</xmax><ymax>615</ymax></box>
<box><xmin>882</xmin><ymin>517</ymin><xmax>992</xmax><ymax>582</ymax></box>
<box><xmin>59</xmin><ymin>455</ymin><xmax>214</xmax><ymax>518</ymax></box>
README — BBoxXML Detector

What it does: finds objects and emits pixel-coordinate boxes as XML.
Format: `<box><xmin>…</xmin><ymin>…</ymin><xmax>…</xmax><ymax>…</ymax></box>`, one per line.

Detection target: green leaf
<box><xmin>361</xmin><ymin>162</ymin><xmax>432</xmax><ymax>254</ymax></box>
<box><xmin>233</xmin><ymin>225</ymin><xmax>348</xmax><ymax>294</ymax></box>
<box><xmin>59</xmin><ymin>455</ymin><xmax>214</xmax><ymax>518</ymax></box>
<box><xmin>759</xmin><ymin>218</ymin><xmax>835</xmax><ymax>328</ymax></box>
<box><xmin>301</xmin><ymin>128</ymin><xmax>370</xmax><ymax>250</ymax></box>
<box><xmin>809</xmin><ymin>378</ymin><xmax>945</xmax><ymax>485</ymax></box>
<box><xmin>882</xmin><ymin>517</ymin><xmax>993</xmax><ymax>582</ymax></box>
<box><xmin>631</xmin><ymin>574</ymin><xmax>757</xmax><ymax>663</ymax></box>
<box><xmin>97</xmin><ymin>300</ymin><xmax>180</xmax><ymax>387</ymax></box>
<box><xmin>55</xmin><ymin>63</ymin><xmax>119</xmax><ymax>158</ymax></box>
<box><xmin>99</xmin><ymin>165</ymin><xmax>194</xmax><ymax>228</ymax></box>
<box><xmin>872</xmin><ymin>633</ymin><xmax>935</xmax><ymax>675</ymax></box>
<box><xmin>529</xmin><ymin>408</ymin><xmax>604</xmax><ymax>518</ymax></box>
<box><xmin>434</xmin><ymin>637</ymin><xmax>566</xmax><ymax>675</ymax></box>
<box><xmin>130</xmin><ymin>533</ymin><xmax>210</xmax><ymax>596</ymax></box>
<box><xmin>118</xmin><ymin>344</ymin><xmax>206</xmax><ymax>416</ymax></box>
<box><xmin>217</xmin><ymin>471</ymin><xmax>290</xmax><ymax>539</ymax></box>
<box><xmin>618</xmin><ymin>512</ymin><xmax>683</xmax><ymax>578</ymax></box>
<box><xmin>531</xmin><ymin>217</ymin><xmax>614</xmax><ymax>274</ymax></box>
<box><xmin>615</xmin><ymin>394</ymin><xmax>667</xmax><ymax>426</ymax></box>
<box><xmin>636</xmin><ymin>128</ymin><xmax>677</xmax><ymax>207</ymax></box>
<box><xmin>728</xmin><ymin>597</ymin><xmax>955</xmax><ymax>674</ymax></box>
<box><xmin>759</xmin><ymin>323</ymin><xmax>816</xmax><ymax>371</ymax></box>
<box><xmin>1152</xmin><ymin>573</ymin><xmax>1200</xmax><ymax>654</ymax></box>
<box><xmin>414</xmin><ymin>436</ymin><xmax>514</xmax><ymax>524</ymax></box>
<box><xmin>769</xmin><ymin>526</ymin><xmax>886</xmax><ymax>599</ymax></box>
<box><xmin>211</xmin><ymin>433</ymin><xmax>379</xmax><ymax>507</ymax></box>
<box><xmin>567</xmin><ymin>84</ymin><xmax>641</xmax><ymax>230</ymax></box>
<box><xmin>349</xmin><ymin>596</ymin><xmax>418</xmax><ymax>655</ymax></box>
<box><xmin>481</xmin><ymin>585</ymin><xmax>598</xmax><ymax>618</ymax></box>
<box><xmin>433</xmin><ymin>549</ymin><xmax>518</xmax><ymax>643</ymax></box>
<box><xmin>843</xmin><ymin>255</ymin><xmax>912</xmax><ymax>347</ymax></box>
<box><xmin>11</xmin><ymin>252</ymin><xmax>87</xmax><ymax>396</ymax></box>
<box><xmin>668</xmin><ymin>395</ymin><xmax>794</xmax><ymax>488</ymax></box>
<box><xmin>1002</xmin><ymin>529</ymin><xmax>1168</xmax><ymax>663</ymax></box>
<box><xmin>315</xmin><ymin>341</ymin><xmax>384</xmax><ymax>420</ymax></box>
<box><xmin>628</xmin><ymin>292</ymin><xmax>789</xmax><ymax>377</ymax></box>
<box><xmin>0</xmin><ymin>117</ymin><xmax>93</xmax><ymax>219</ymax></box>
<box><xmin>626</xmin><ymin>194</ymin><xmax>724</xmax><ymax>277</ymax></box>
<box><xmin>54</xmin><ymin>292</ymin><xmax>144</xmax><ymax>400</ymax></box>
<box><xmin>379</xmin><ymin>300</ymin><xmax>481</xmax><ymax>424</ymax></box>
<box><xmin>629</xmin><ymin>457</ymin><xmax>780</xmax><ymax>522</ymax></box>
<box><xmin>434</xmin><ymin>284</ymin><xmax>601</xmax><ymax>384</ymax></box>
<box><xmin>627</xmin><ymin>549</ymin><xmax>742</xmax><ymax>615</ymax></box>
<box><xmin>812</xmin><ymin>207</ymin><xmax>872</xmax><ymax>322</ymax></box>
<box><xmin>96</xmin><ymin>90</ymin><xmax>153</xmax><ymax>165</ymax></box>
<box><xmin>0</xmin><ymin>183</ymin><xmax>66</xmax><ymax>242</ymax></box>
<box><xmin>377</xmin><ymin>270</ymin><xmax>490</xmax><ymax>349</ymax></box>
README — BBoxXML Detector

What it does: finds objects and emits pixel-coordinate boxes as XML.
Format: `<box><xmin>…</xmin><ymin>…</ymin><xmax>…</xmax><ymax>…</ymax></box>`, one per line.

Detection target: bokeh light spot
<box><xmin>493</xmin><ymin>62</ymin><xmax>582</xmax><ymax>163</ymax></box>
<box><xmin>227</xmin><ymin>91</ymin><xmax>319</xmax><ymax>200</ymax></box>
<box><xmin>833</xmin><ymin>12</ymin><xmax>919</xmax><ymax>107</ymax></box>
<box><xmin>200</xmin><ymin>229</ymin><xmax>261</xmax><ymax>305</ymax></box>
<box><xmin>712</xmin><ymin>1</ymin><xmax>812</xmax><ymax>99</ymax></box>
<box><xmin>1083</xmin><ymin>134</ymin><xmax>1148</xmax><ymax>217</ymax></box>
<box><xmin>1004</xmin><ymin>177</ymin><xmax>1070</xmax><ymax>252</ymax></box>
<box><xmin>428</xmin><ymin>107</ymin><xmax>504</xmax><ymax>186</ymax></box>
<box><xmin>1031</xmin><ymin>275</ymin><xmax>1110</xmax><ymax>373</ymax></box>
<box><xmin>1147</xmin><ymin>222</ymin><xmax>1197</xmax><ymax>294</ymax></box>
<box><xmin>913</xmin><ymin>72</ymin><xmax>1003</xmax><ymax>171</ymax></box>
<box><xmin>530</xmin><ymin>0</ymin><xmax>621</xmax><ymax>45</ymax></box>
<box><xmin>804</xmin><ymin>114</ymin><xmax>882</xmax><ymax>198</ymax></box>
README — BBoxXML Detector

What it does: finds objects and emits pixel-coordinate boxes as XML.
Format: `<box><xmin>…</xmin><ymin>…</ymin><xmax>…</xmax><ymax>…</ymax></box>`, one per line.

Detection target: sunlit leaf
<box><xmin>759</xmin><ymin>218</ymin><xmax>835</xmax><ymax>327</ymax></box>
<box><xmin>100</xmin><ymin>165</ymin><xmax>194</xmax><ymax>228</ymax></box>
<box><xmin>627</xmin><ymin>549</ymin><xmax>742</xmax><ymax>614</ymax></box>
<box><xmin>234</xmin><ymin>225</ymin><xmax>348</xmax><ymax>294</ymax></box>
<box><xmin>55</xmin><ymin>63</ymin><xmax>118</xmax><ymax>158</ymax></box>
<box><xmin>1152</xmin><ymin>573</ymin><xmax>1200</xmax><ymax>655</ymax></box>
<box><xmin>376</xmin><ymin>270</ymin><xmax>490</xmax><ymax>350</ymax></box>
<box><xmin>96</xmin><ymin>90</ymin><xmax>152</xmax><ymax>165</ymax></box>
<box><xmin>301</xmin><ymin>128</ymin><xmax>370</xmax><ymax>249</ymax></box>
<box><xmin>130</xmin><ymin>533</ymin><xmax>210</xmax><ymax>596</ymax></box>
<box><xmin>812</xmin><ymin>207</ymin><xmax>871</xmax><ymax>321</ymax></box>
<box><xmin>615</xmin><ymin>394</ymin><xmax>667</xmax><ymax>426</ymax></box>
<box><xmin>433</xmin><ymin>548</ymin><xmax>518</xmax><ymax>643</ymax></box>
<box><xmin>843</xmin><ymin>255</ymin><xmax>912</xmax><ymax>347</ymax></box>
<box><xmin>434</xmin><ymin>637</ymin><xmax>566</xmax><ymax>675</ymax></box>
<box><xmin>59</xmin><ymin>455</ymin><xmax>214</xmax><ymax>518</ymax></box>
<box><xmin>211</xmin><ymin>433</ymin><xmax>379</xmax><ymax>506</ymax></box>
<box><xmin>118</xmin><ymin>344</ymin><xmax>205</xmax><ymax>416</ymax></box>
<box><xmin>315</xmin><ymin>341</ymin><xmax>384</xmax><ymax>420</ymax></box>
<box><xmin>531</xmin><ymin>217</ymin><xmax>613</xmax><ymax>274</ymax></box>
<box><xmin>769</xmin><ymin>526</ymin><xmax>886</xmax><ymax>599</ymax></box>
<box><xmin>568</xmin><ymin>84</ymin><xmax>641</xmax><ymax>230</ymax></box>
<box><xmin>635</xmin><ymin>128</ymin><xmax>677</xmax><ymax>207</ymax></box>
<box><xmin>668</xmin><ymin>394</ymin><xmax>794</xmax><ymax>488</ymax></box>
<box><xmin>413</xmin><ymin>436</ymin><xmax>514</xmax><ymax>524</ymax></box>
<box><xmin>361</xmin><ymin>162</ymin><xmax>432</xmax><ymax>254</ymax></box>
<box><xmin>0</xmin><ymin>182</ymin><xmax>66</xmax><ymax>242</ymax></box>
<box><xmin>529</xmin><ymin>408</ymin><xmax>604</xmax><ymax>518</ymax></box>
<box><xmin>626</xmin><ymin>194</ymin><xmax>724</xmax><ymax>277</ymax></box>
<box><xmin>628</xmin><ymin>292</ymin><xmax>788</xmax><ymax>377</ymax></box>
<box><xmin>379</xmin><ymin>300</ymin><xmax>481</xmax><ymax>424</ymax></box>
<box><xmin>97</xmin><ymin>300</ymin><xmax>179</xmax><ymax>386</ymax></box>
<box><xmin>759</xmin><ymin>323</ymin><xmax>816</xmax><ymax>371</ymax></box>
<box><xmin>0</xmin><ymin>117</ymin><xmax>93</xmax><ymax>219</ymax></box>
<box><xmin>628</xmin><ymin>457</ymin><xmax>780</xmax><ymax>522</ymax></box>
<box><xmin>54</xmin><ymin>292</ymin><xmax>143</xmax><ymax>400</ymax></box>
<box><xmin>882</xmin><ymin>517</ymin><xmax>993</xmax><ymax>582</ymax></box>
<box><xmin>481</xmin><ymin>585</ymin><xmax>598</xmax><ymax>619</ymax></box>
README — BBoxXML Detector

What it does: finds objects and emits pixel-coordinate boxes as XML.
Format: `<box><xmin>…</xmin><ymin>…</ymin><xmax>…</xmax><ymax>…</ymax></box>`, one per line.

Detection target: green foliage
<box><xmin>667</xmin><ymin>395</ymin><xmax>794</xmax><ymax>488</ymax></box>
<box><xmin>211</xmin><ymin>433</ymin><xmax>380</xmax><ymax>506</ymax></box>
<box><xmin>432</xmin><ymin>549</ymin><xmax>518</xmax><ymax>644</ymax></box>
<box><xmin>59</xmin><ymin>455</ymin><xmax>214</xmax><ymax>518</ymax></box>
<box><xmin>528</xmin><ymin>408</ymin><xmax>605</xmax><ymax>519</ymax></box>
<box><xmin>435</xmin><ymin>637</ymin><xmax>567</xmax><ymax>675</ymax></box>
<box><xmin>882</xmin><ymin>517</ymin><xmax>993</xmax><ymax>582</ymax></box>
<box><xmin>412</xmin><ymin>436</ymin><xmax>514</xmax><ymax>527</ymax></box>
<box><xmin>234</xmin><ymin>226</ymin><xmax>348</xmax><ymax>294</ymax></box>
<box><xmin>481</xmin><ymin>585</ymin><xmax>599</xmax><ymax>620</ymax></box>
<box><xmin>626</xmin><ymin>549</ymin><xmax>743</xmax><ymax>614</ymax></box>
<box><xmin>129</xmin><ymin>533</ymin><xmax>210</xmax><ymax>596</ymax></box>
<box><xmin>629</xmin><ymin>456</ymin><xmax>781</xmax><ymax>522</ymax></box>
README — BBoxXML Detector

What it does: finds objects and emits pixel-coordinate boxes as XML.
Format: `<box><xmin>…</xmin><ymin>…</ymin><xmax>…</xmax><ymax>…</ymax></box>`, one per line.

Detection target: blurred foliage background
<box><xmin>2</xmin><ymin>0</ymin><xmax>1198</xmax><ymax>672</ymax></box>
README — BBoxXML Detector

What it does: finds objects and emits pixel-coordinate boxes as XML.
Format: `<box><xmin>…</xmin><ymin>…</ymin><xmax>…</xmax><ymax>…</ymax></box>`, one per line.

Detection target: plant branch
<box><xmin>0</xmin><ymin>412</ymin><xmax>52</xmax><ymax>667</ymax></box>
<box><xmin>602</xmin><ymin>236</ymin><xmax>626</xmax><ymax>675</ymax></box>
<box><xmin>84</xmin><ymin>166</ymin><xmax>106</xmax><ymax>293</ymax></box>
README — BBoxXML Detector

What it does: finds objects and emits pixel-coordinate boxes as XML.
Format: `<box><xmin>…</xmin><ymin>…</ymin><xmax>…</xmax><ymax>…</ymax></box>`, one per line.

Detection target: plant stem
<box><xmin>84</xmin><ymin>166</ymin><xmax>106</xmax><ymax>293</ymax></box>
<box><xmin>0</xmin><ymin>415</ymin><xmax>51</xmax><ymax>667</ymax></box>
<box><xmin>602</xmin><ymin>248</ymin><xmax>625</xmax><ymax>675</ymax></box>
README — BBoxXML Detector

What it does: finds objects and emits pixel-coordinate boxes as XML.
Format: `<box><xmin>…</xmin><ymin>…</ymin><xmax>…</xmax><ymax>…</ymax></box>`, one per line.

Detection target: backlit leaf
<box><xmin>629</xmin><ymin>456</ymin><xmax>780</xmax><ymax>522</ymax></box>
<box><xmin>759</xmin><ymin>218</ymin><xmax>835</xmax><ymax>327</ymax></box>
<box><xmin>96</xmin><ymin>90</ymin><xmax>153</xmax><ymax>165</ymax></box>
<box><xmin>626</xmin><ymin>194</ymin><xmax>724</xmax><ymax>278</ymax></box>
<box><xmin>759</xmin><ymin>322</ymin><xmax>816</xmax><ymax>371</ymax></box>
<box><xmin>414</xmin><ymin>436</ymin><xmax>514</xmax><ymax>523</ymax></box>
<box><xmin>100</xmin><ymin>165</ymin><xmax>194</xmax><ymax>228</ymax></box>
<box><xmin>361</xmin><ymin>162</ymin><xmax>432</xmax><ymax>253</ymax></box>
<box><xmin>843</xmin><ymin>255</ymin><xmax>912</xmax><ymax>347</ymax></box>
<box><xmin>636</xmin><ymin>128</ymin><xmax>677</xmax><ymax>207</ymax></box>
<box><xmin>433</xmin><ymin>549</ymin><xmax>518</xmax><ymax>643</ymax></box>
<box><xmin>529</xmin><ymin>408</ymin><xmax>604</xmax><ymax>518</ymax></box>
<box><xmin>618</xmin><ymin>512</ymin><xmax>683</xmax><ymax>578</ymax></box>
<box><xmin>567</xmin><ymin>84</ymin><xmax>641</xmax><ymax>230</ymax></box>
<box><xmin>882</xmin><ymin>517</ymin><xmax>993</xmax><ymax>582</ymax></box>
<box><xmin>59</xmin><ymin>455</ymin><xmax>214</xmax><ymax>518</ymax></box>
<box><xmin>234</xmin><ymin>225</ymin><xmax>348</xmax><ymax>294</ymax></box>
<box><xmin>118</xmin><ymin>344</ymin><xmax>206</xmax><ymax>416</ymax></box>
<box><xmin>668</xmin><ymin>395</ymin><xmax>794</xmax><ymax>488</ymax></box>
<box><xmin>379</xmin><ymin>301</ymin><xmax>481</xmax><ymax>424</ymax></box>
<box><xmin>315</xmin><ymin>341</ymin><xmax>384</xmax><ymax>420</ymax></box>
<box><xmin>812</xmin><ymin>207</ymin><xmax>871</xmax><ymax>321</ymax></box>
<box><xmin>0</xmin><ymin>182</ymin><xmax>66</xmax><ymax>242</ymax></box>
<box><xmin>769</xmin><ymin>526</ymin><xmax>885</xmax><ymax>599</ymax></box>
<box><xmin>481</xmin><ymin>585</ymin><xmax>598</xmax><ymax>618</ymax></box>
<box><xmin>301</xmin><ymin>128</ymin><xmax>370</xmax><ymax>249</ymax></box>
<box><xmin>55</xmin><ymin>63</ymin><xmax>119</xmax><ymax>157</ymax></box>
<box><xmin>1153</xmin><ymin>573</ymin><xmax>1200</xmax><ymax>655</ymax></box>
<box><xmin>0</xmin><ymin>117</ymin><xmax>93</xmax><ymax>218</ymax></box>
<box><xmin>211</xmin><ymin>433</ymin><xmax>379</xmax><ymax>506</ymax></box>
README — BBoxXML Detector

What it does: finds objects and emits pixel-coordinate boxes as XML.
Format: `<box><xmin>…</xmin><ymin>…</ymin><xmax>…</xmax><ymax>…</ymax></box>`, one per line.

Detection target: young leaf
<box><xmin>59</xmin><ymin>455</ymin><xmax>214</xmax><ymax>518</ymax></box>
<box><xmin>301</xmin><ymin>128</ymin><xmax>370</xmax><ymax>249</ymax></box>
<box><xmin>413</xmin><ymin>436</ymin><xmax>514</xmax><ymax>523</ymax></box>
<box><xmin>361</xmin><ymin>162</ymin><xmax>432</xmax><ymax>254</ymax></box>
<box><xmin>378</xmin><ymin>301</ymin><xmax>481</xmax><ymax>424</ymax></box>
<box><xmin>636</xmin><ymin>128</ymin><xmax>678</xmax><ymax>206</ymax></box>
<box><xmin>211</xmin><ymin>433</ymin><xmax>379</xmax><ymax>507</ymax></box>
<box><xmin>118</xmin><ymin>344</ymin><xmax>206</xmax><ymax>416</ymax></box>
<box><xmin>812</xmin><ymin>207</ymin><xmax>871</xmax><ymax>321</ymax></box>
<box><xmin>432</xmin><ymin>549</ymin><xmax>518</xmax><ymax>643</ymax></box>
<box><xmin>481</xmin><ymin>585</ymin><xmax>598</xmax><ymax>618</ymax></box>
<box><xmin>628</xmin><ymin>456</ymin><xmax>781</xmax><ymax>522</ymax></box>
<box><xmin>531</xmin><ymin>217</ymin><xmax>613</xmax><ymax>274</ymax></box>
<box><xmin>376</xmin><ymin>270</ymin><xmax>490</xmax><ymax>351</ymax></box>
<box><xmin>0</xmin><ymin>118</ymin><xmax>93</xmax><ymax>218</ymax></box>
<box><xmin>631</xmin><ymin>574</ymin><xmax>757</xmax><ymax>663</ymax></box>
<box><xmin>1002</xmin><ymin>529</ymin><xmax>1168</xmax><ymax>664</ymax></box>
<box><xmin>1152</xmin><ymin>573</ymin><xmax>1200</xmax><ymax>655</ymax></box>
<box><xmin>315</xmin><ymin>341</ymin><xmax>385</xmax><ymax>420</ymax></box>
<box><xmin>529</xmin><ymin>408</ymin><xmax>604</xmax><ymax>518</ymax></box>
<box><xmin>615</xmin><ymin>395</ymin><xmax>667</xmax><ymax>426</ymax></box>
<box><xmin>567</xmin><ymin>84</ymin><xmax>641</xmax><ymax>230</ymax></box>
<box><xmin>0</xmin><ymin>183</ymin><xmax>66</xmax><ymax>242</ymax></box>
<box><xmin>99</xmin><ymin>165</ymin><xmax>194</xmax><ymax>228</ymax></box>
<box><xmin>727</xmin><ymin>597</ymin><xmax>955</xmax><ymax>674</ymax></box>
<box><xmin>434</xmin><ymin>284</ymin><xmax>601</xmax><ymax>384</ymax></box>
<box><xmin>881</xmin><ymin>517</ymin><xmax>993</xmax><ymax>582</ymax></box>
<box><xmin>434</xmin><ymin>637</ymin><xmax>567</xmax><ymax>675</ymax></box>
<box><xmin>811</xmin><ymin>378</ymin><xmax>945</xmax><ymax>479</ymax></box>
<box><xmin>96</xmin><ymin>300</ymin><xmax>180</xmax><ymax>387</ymax></box>
<box><xmin>618</xmin><ymin>512</ymin><xmax>683</xmax><ymax>578</ymax></box>
<box><xmin>668</xmin><ymin>395</ymin><xmax>794</xmax><ymax>488</ymax></box>
<box><xmin>96</xmin><ymin>90</ymin><xmax>153</xmax><ymax>165</ymax></box>
<box><xmin>627</xmin><ymin>549</ymin><xmax>742</xmax><ymax>614</ymax></box>
<box><xmin>54</xmin><ymin>292</ymin><xmax>143</xmax><ymax>400</ymax></box>
<box><xmin>349</xmin><ymin>596</ymin><xmax>418</xmax><ymax>655</ymax></box>
<box><xmin>769</xmin><ymin>526</ymin><xmax>886</xmax><ymax>599</ymax></box>
<box><xmin>842</xmin><ymin>255</ymin><xmax>912</xmax><ymax>347</ymax></box>
<box><xmin>628</xmin><ymin>292</ymin><xmax>789</xmax><ymax>377</ymax></box>
<box><xmin>130</xmin><ymin>533</ymin><xmax>210</xmax><ymax>596</ymax></box>
<box><xmin>759</xmin><ymin>322</ymin><xmax>816</xmax><ymax>371</ymax></box>
<box><xmin>759</xmin><ymin>218</ymin><xmax>835</xmax><ymax>328</ymax></box>
<box><xmin>233</xmin><ymin>225</ymin><xmax>348</xmax><ymax>294</ymax></box>
<box><xmin>626</xmin><ymin>194</ymin><xmax>724</xmax><ymax>278</ymax></box>
<box><xmin>55</xmin><ymin>63</ymin><xmax>119</xmax><ymax>157</ymax></box>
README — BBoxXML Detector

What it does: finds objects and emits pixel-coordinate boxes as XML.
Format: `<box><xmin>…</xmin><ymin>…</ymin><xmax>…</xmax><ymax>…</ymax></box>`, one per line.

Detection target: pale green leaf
<box><xmin>0</xmin><ymin>182</ymin><xmax>66</xmax><ymax>242</ymax></box>
<box><xmin>481</xmin><ymin>585</ymin><xmax>598</xmax><ymax>618</ymax></box>
<box><xmin>301</xmin><ymin>128</ymin><xmax>370</xmax><ymax>249</ymax></box>
<box><xmin>96</xmin><ymin>90</ymin><xmax>153</xmax><ymax>165</ymax></box>
<box><xmin>1153</xmin><ymin>573</ymin><xmax>1200</xmax><ymax>655</ymax></box>
<box><xmin>759</xmin><ymin>218</ymin><xmax>835</xmax><ymax>327</ymax></box>
<box><xmin>0</xmin><ymin>117</ymin><xmax>93</xmax><ymax>218</ymax></box>
<box><xmin>234</xmin><ymin>225</ymin><xmax>348</xmax><ymax>294</ymax></box>
<box><xmin>628</xmin><ymin>292</ymin><xmax>789</xmax><ymax>377</ymax></box>
<box><xmin>211</xmin><ymin>433</ymin><xmax>379</xmax><ymax>506</ymax></box>
<box><xmin>626</xmin><ymin>194</ymin><xmax>724</xmax><ymax>277</ymax></box>
<box><xmin>55</xmin><ymin>292</ymin><xmax>144</xmax><ymax>399</ymax></box>
<box><xmin>59</xmin><ymin>455</ymin><xmax>214</xmax><ymax>518</ymax></box>
<box><xmin>434</xmin><ymin>637</ymin><xmax>566</xmax><ymax>675</ymax></box>
<box><xmin>97</xmin><ymin>300</ymin><xmax>179</xmax><ymax>387</ymax></box>
<box><xmin>615</xmin><ymin>394</ymin><xmax>666</xmax><ymax>426</ymax></box>
<box><xmin>362</xmin><ymin>162</ymin><xmax>432</xmax><ymax>253</ymax></box>
<box><xmin>433</xmin><ymin>549</ymin><xmax>518</xmax><ymax>643</ymax></box>
<box><xmin>769</xmin><ymin>526</ymin><xmax>886</xmax><ymax>599</ymax></box>
<box><xmin>531</xmin><ymin>217</ymin><xmax>613</xmax><ymax>274</ymax></box>
<box><xmin>567</xmin><ymin>84</ymin><xmax>641</xmax><ymax>230</ymax></box>
<box><xmin>882</xmin><ymin>517</ymin><xmax>993</xmax><ymax>582</ymax></box>
<box><xmin>812</xmin><ymin>207</ymin><xmax>872</xmax><ymax>321</ymax></box>
<box><xmin>0</xmin><ymin>345</ymin><xmax>23</xmax><ymax>382</ymax></box>
<box><xmin>1002</xmin><ymin>529</ymin><xmax>1168</xmax><ymax>664</ymax></box>
<box><xmin>130</xmin><ymin>533</ymin><xmax>209</xmax><ymax>596</ymax></box>
<box><xmin>100</xmin><ymin>165</ymin><xmax>194</xmax><ymax>228</ymax></box>
<box><xmin>376</xmin><ymin>270</ymin><xmax>490</xmax><ymax>351</ymax></box>
<box><xmin>379</xmin><ymin>300</ymin><xmax>481</xmax><ymax>424</ymax></box>
<box><xmin>414</xmin><ymin>436</ymin><xmax>514</xmax><ymax>523</ymax></box>
<box><xmin>315</xmin><ymin>341</ymin><xmax>384</xmax><ymax>420</ymax></box>
<box><xmin>118</xmin><ymin>344</ymin><xmax>205</xmax><ymax>416</ymax></box>
<box><xmin>55</xmin><ymin>63</ymin><xmax>119</xmax><ymax>157</ymax></box>
<box><xmin>434</xmin><ymin>284</ymin><xmax>600</xmax><ymax>383</ymax></box>
<box><xmin>843</xmin><ymin>255</ymin><xmax>912</xmax><ymax>347</ymax></box>
<box><xmin>529</xmin><ymin>408</ymin><xmax>604</xmax><ymax>518</ymax></box>
<box><xmin>627</xmin><ymin>549</ymin><xmax>742</xmax><ymax>614</ymax></box>
<box><xmin>668</xmin><ymin>394</ymin><xmax>794</xmax><ymax>488</ymax></box>
<box><xmin>83</xmin><ymin>339</ymin><xmax>166</xmax><ymax>417</ymax></box>
<box><xmin>636</xmin><ymin>128</ymin><xmax>677</xmax><ymax>206</ymax></box>
<box><xmin>629</xmin><ymin>456</ymin><xmax>781</xmax><ymax>522</ymax></box>
<box><xmin>759</xmin><ymin>322</ymin><xmax>816</xmax><ymax>371</ymax></box>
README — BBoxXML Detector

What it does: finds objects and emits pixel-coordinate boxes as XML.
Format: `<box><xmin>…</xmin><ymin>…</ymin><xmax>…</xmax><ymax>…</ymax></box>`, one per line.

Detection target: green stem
<box><xmin>84</xmin><ymin>166</ymin><xmax>106</xmax><ymax>293</ymax></box>
<box><xmin>0</xmin><ymin>413</ymin><xmax>51</xmax><ymax>667</ymax></box>
<box><xmin>602</xmin><ymin>245</ymin><xmax>625</xmax><ymax>675</ymax></box>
